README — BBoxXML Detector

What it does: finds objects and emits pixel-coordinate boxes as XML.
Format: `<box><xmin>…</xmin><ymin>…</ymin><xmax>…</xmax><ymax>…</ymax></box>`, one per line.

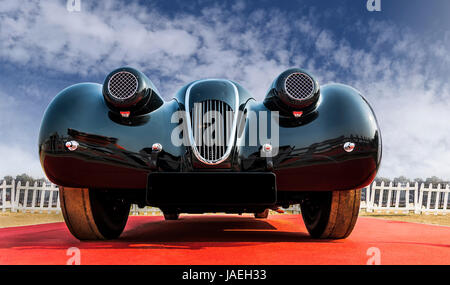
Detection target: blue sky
<box><xmin>1</xmin><ymin>0</ymin><xmax>450</xmax><ymax>179</ymax></box>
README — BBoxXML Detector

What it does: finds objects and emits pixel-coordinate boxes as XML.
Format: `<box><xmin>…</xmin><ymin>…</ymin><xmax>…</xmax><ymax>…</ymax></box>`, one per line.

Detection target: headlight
<box><xmin>264</xmin><ymin>68</ymin><xmax>320</xmax><ymax>116</ymax></box>
<box><xmin>103</xmin><ymin>67</ymin><xmax>163</xmax><ymax>117</ymax></box>
<box><xmin>107</xmin><ymin>71</ymin><xmax>139</xmax><ymax>102</ymax></box>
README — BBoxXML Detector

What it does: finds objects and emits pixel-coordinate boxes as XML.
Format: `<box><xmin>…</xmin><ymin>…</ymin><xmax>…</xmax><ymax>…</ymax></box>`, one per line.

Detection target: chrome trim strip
<box><xmin>185</xmin><ymin>79</ymin><xmax>239</xmax><ymax>165</ymax></box>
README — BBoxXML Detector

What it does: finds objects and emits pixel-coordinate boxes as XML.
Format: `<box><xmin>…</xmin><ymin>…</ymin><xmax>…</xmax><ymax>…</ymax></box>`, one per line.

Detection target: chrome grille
<box><xmin>190</xmin><ymin>100</ymin><xmax>234</xmax><ymax>164</ymax></box>
<box><xmin>285</xmin><ymin>73</ymin><xmax>315</xmax><ymax>100</ymax></box>
<box><xmin>107</xmin><ymin>71</ymin><xmax>138</xmax><ymax>100</ymax></box>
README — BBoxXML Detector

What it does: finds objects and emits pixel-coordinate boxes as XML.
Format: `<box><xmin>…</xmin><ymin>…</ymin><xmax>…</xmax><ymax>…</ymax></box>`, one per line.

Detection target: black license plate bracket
<box><xmin>146</xmin><ymin>172</ymin><xmax>277</xmax><ymax>206</ymax></box>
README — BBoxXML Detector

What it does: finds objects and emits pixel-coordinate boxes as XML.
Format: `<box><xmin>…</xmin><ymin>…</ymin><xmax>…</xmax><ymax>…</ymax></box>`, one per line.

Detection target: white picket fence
<box><xmin>361</xmin><ymin>181</ymin><xmax>449</xmax><ymax>215</ymax></box>
<box><xmin>130</xmin><ymin>204</ymin><xmax>161</xmax><ymax>215</ymax></box>
<box><xmin>1</xmin><ymin>180</ymin><xmax>449</xmax><ymax>215</ymax></box>
<box><xmin>0</xmin><ymin>180</ymin><xmax>60</xmax><ymax>213</ymax></box>
<box><xmin>0</xmin><ymin>180</ymin><xmax>161</xmax><ymax>215</ymax></box>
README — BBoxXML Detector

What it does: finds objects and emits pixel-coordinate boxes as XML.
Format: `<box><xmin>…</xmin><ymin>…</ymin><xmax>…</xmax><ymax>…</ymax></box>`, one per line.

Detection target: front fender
<box><xmin>240</xmin><ymin>83</ymin><xmax>382</xmax><ymax>191</ymax></box>
<box><xmin>39</xmin><ymin>83</ymin><xmax>183</xmax><ymax>188</ymax></box>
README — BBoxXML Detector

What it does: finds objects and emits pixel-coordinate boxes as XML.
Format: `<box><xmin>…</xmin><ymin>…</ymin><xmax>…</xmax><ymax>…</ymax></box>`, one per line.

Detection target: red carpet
<box><xmin>0</xmin><ymin>215</ymin><xmax>449</xmax><ymax>265</ymax></box>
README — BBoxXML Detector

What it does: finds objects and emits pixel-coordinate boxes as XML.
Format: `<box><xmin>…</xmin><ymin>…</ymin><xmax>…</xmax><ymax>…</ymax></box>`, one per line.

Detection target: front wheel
<box><xmin>59</xmin><ymin>187</ymin><xmax>130</xmax><ymax>240</ymax></box>
<box><xmin>299</xmin><ymin>189</ymin><xmax>361</xmax><ymax>239</ymax></box>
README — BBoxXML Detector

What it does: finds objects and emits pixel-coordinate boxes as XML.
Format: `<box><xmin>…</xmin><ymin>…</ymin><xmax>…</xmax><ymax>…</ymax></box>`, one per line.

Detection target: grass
<box><xmin>360</xmin><ymin>211</ymin><xmax>450</xmax><ymax>226</ymax></box>
<box><xmin>0</xmin><ymin>210</ymin><xmax>449</xmax><ymax>228</ymax></box>
<box><xmin>0</xmin><ymin>211</ymin><xmax>64</xmax><ymax>228</ymax></box>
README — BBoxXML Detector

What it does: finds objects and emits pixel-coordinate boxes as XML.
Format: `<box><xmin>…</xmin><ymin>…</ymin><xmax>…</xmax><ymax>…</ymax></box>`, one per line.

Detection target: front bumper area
<box><xmin>146</xmin><ymin>172</ymin><xmax>277</xmax><ymax>207</ymax></box>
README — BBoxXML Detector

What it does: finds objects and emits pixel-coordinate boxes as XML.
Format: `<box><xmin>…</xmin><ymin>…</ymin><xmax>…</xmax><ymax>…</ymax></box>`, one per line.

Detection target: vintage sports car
<box><xmin>39</xmin><ymin>67</ymin><xmax>381</xmax><ymax>240</ymax></box>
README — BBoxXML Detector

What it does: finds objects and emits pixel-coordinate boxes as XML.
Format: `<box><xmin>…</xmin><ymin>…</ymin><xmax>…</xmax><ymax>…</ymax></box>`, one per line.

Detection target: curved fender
<box><xmin>239</xmin><ymin>83</ymin><xmax>382</xmax><ymax>191</ymax></box>
<box><xmin>38</xmin><ymin>83</ymin><xmax>183</xmax><ymax>189</ymax></box>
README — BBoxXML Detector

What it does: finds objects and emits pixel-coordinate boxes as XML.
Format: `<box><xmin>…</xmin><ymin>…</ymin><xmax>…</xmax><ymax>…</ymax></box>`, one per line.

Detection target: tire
<box><xmin>59</xmin><ymin>187</ymin><xmax>130</xmax><ymax>240</ymax></box>
<box><xmin>163</xmin><ymin>212</ymin><xmax>179</xmax><ymax>220</ymax></box>
<box><xmin>254</xmin><ymin>209</ymin><xmax>269</xmax><ymax>219</ymax></box>
<box><xmin>299</xmin><ymin>189</ymin><xmax>361</xmax><ymax>239</ymax></box>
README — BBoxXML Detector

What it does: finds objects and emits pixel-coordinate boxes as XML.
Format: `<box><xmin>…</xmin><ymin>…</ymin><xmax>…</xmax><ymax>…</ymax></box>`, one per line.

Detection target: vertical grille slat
<box><xmin>214</xmin><ymin>100</ymin><xmax>217</xmax><ymax>161</ymax></box>
<box><xmin>220</xmin><ymin>101</ymin><xmax>223</xmax><ymax>158</ymax></box>
<box><xmin>227</xmin><ymin>105</ymin><xmax>231</xmax><ymax>144</ymax></box>
<box><xmin>206</xmin><ymin>100</ymin><xmax>212</xmax><ymax>160</ymax></box>
<box><xmin>190</xmin><ymin>99</ymin><xmax>234</xmax><ymax>164</ymax></box>
<box><xmin>208</xmin><ymin>100</ymin><xmax>211</xmax><ymax>161</ymax></box>
<box><xmin>202</xmin><ymin>101</ymin><xmax>206</xmax><ymax>158</ymax></box>
<box><xmin>219</xmin><ymin>104</ymin><xmax>221</xmax><ymax>158</ymax></box>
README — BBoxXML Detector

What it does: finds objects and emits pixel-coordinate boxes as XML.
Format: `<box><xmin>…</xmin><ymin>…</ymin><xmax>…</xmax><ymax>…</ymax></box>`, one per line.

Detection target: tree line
<box><xmin>375</xmin><ymin>176</ymin><xmax>447</xmax><ymax>186</ymax></box>
<box><xmin>1</xmin><ymin>174</ymin><xmax>47</xmax><ymax>185</ymax></box>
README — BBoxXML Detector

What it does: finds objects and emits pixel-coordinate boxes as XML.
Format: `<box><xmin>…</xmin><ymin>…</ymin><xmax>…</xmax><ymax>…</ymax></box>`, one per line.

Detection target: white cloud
<box><xmin>0</xmin><ymin>91</ymin><xmax>44</xmax><ymax>178</ymax></box>
<box><xmin>231</xmin><ymin>0</ymin><xmax>246</xmax><ymax>12</ymax></box>
<box><xmin>0</xmin><ymin>144</ymin><xmax>44</xmax><ymax>178</ymax></box>
<box><xmin>315</xmin><ymin>31</ymin><xmax>336</xmax><ymax>54</ymax></box>
<box><xmin>0</xmin><ymin>0</ymin><xmax>450</xmax><ymax>180</ymax></box>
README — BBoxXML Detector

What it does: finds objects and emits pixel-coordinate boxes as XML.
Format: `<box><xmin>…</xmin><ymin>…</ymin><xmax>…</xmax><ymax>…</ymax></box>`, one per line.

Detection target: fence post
<box><xmin>394</xmin><ymin>182</ymin><xmax>403</xmax><ymax>213</ymax></box>
<box><xmin>377</xmin><ymin>181</ymin><xmax>387</xmax><ymax>211</ymax></box>
<box><xmin>369</xmin><ymin>181</ymin><xmax>379</xmax><ymax>212</ymax></box>
<box><xmin>21</xmin><ymin>181</ymin><xmax>30</xmax><ymax>213</ymax></box>
<box><xmin>55</xmin><ymin>186</ymin><xmax>61</xmax><ymax>214</ymax></box>
<box><xmin>39</xmin><ymin>185</ymin><xmax>46</xmax><ymax>214</ymax></box>
<box><xmin>1</xmin><ymin>180</ymin><xmax>5</xmax><ymax>212</ymax></box>
<box><xmin>11</xmin><ymin>179</ymin><xmax>15</xmax><ymax>212</ymax></box>
<box><xmin>416</xmin><ymin>183</ymin><xmax>424</xmax><ymax>214</ymax></box>
<box><xmin>412</xmin><ymin>182</ymin><xmax>418</xmax><ymax>213</ymax></box>
<box><xmin>12</xmin><ymin>180</ymin><xmax>19</xmax><ymax>212</ymax></box>
<box><xmin>386</xmin><ymin>183</ymin><xmax>393</xmax><ymax>212</ymax></box>
<box><xmin>47</xmin><ymin>189</ymin><xmax>54</xmax><ymax>214</ymax></box>
<box><xmin>365</xmin><ymin>183</ymin><xmax>370</xmax><ymax>211</ymax></box>
<box><xmin>30</xmin><ymin>181</ymin><xmax>38</xmax><ymax>214</ymax></box>
<box><xmin>425</xmin><ymin>184</ymin><xmax>432</xmax><ymax>214</ymax></box>
<box><xmin>434</xmin><ymin>184</ymin><xmax>441</xmax><ymax>214</ymax></box>
<box><xmin>444</xmin><ymin>184</ymin><xmax>449</xmax><ymax>215</ymax></box>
